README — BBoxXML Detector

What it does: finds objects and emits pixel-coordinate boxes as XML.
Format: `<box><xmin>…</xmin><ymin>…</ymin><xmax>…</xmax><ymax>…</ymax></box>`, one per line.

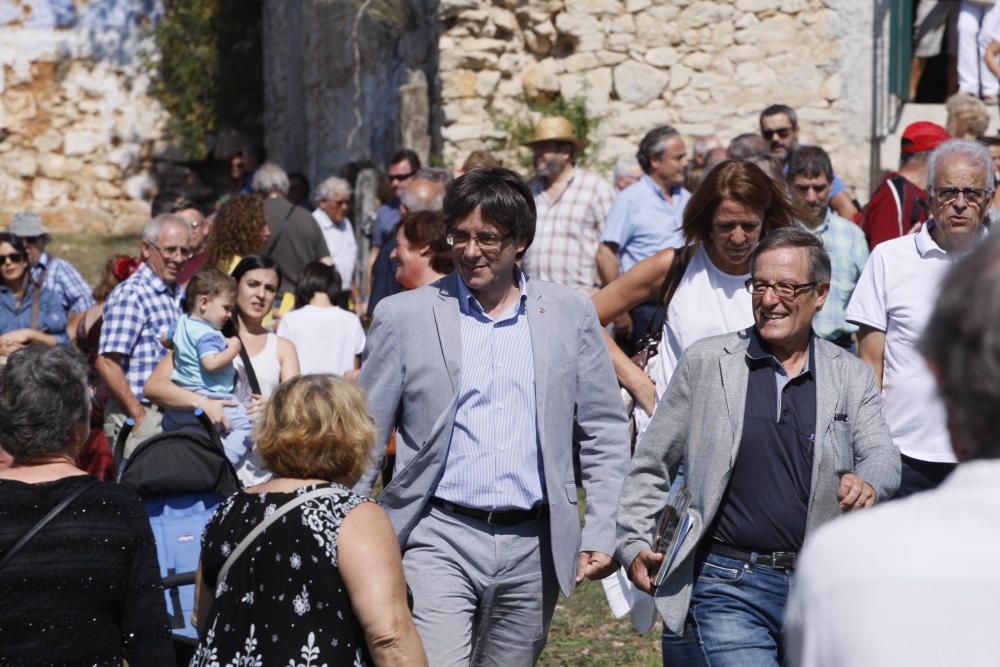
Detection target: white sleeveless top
<box><xmin>650</xmin><ymin>244</ymin><xmax>754</xmax><ymax>398</ymax></box>
<box><xmin>233</xmin><ymin>333</ymin><xmax>283</xmax><ymax>486</ymax></box>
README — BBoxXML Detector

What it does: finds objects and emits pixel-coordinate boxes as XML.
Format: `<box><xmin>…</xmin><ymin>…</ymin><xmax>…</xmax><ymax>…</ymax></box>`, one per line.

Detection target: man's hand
<box><xmin>627</xmin><ymin>549</ymin><xmax>664</xmax><ymax>594</ymax></box>
<box><xmin>837</xmin><ymin>473</ymin><xmax>876</xmax><ymax>511</ymax></box>
<box><xmin>576</xmin><ymin>551</ymin><xmax>617</xmax><ymax>583</ymax></box>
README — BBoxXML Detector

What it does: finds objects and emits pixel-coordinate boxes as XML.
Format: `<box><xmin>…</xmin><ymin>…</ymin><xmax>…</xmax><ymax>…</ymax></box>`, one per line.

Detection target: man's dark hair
<box><xmin>787</xmin><ymin>145</ymin><xmax>834</xmax><ymax>183</ymax></box>
<box><xmin>750</xmin><ymin>227</ymin><xmax>831</xmax><ymax>285</ymax></box>
<box><xmin>442</xmin><ymin>167</ymin><xmax>536</xmax><ymax>257</ymax></box>
<box><xmin>151</xmin><ymin>191</ymin><xmax>196</xmax><ymax>217</ymax></box>
<box><xmin>389</xmin><ymin>149</ymin><xmax>422</xmax><ymax>173</ymax></box>
<box><xmin>759</xmin><ymin>104</ymin><xmax>798</xmax><ymax>128</ymax></box>
<box><xmin>727</xmin><ymin>133</ymin><xmax>771</xmax><ymax>160</ymax></box>
<box><xmin>294</xmin><ymin>261</ymin><xmax>342</xmax><ymax>307</ymax></box>
<box><xmin>636</xmin><ymin>126</ymin><xmax>680</xmax><ymax>174</ymax></box>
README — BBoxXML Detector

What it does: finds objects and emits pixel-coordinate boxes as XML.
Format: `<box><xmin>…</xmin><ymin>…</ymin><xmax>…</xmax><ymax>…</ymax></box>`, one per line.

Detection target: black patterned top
<box><xmin>0</xmin><ymin>475</ymin><xmax>175</xmax><ymax>666</ymax></box>
<box><xmin>191</xmin><ymin>482</ymin><xmax>374</xmax><ymax>667</ymax></box>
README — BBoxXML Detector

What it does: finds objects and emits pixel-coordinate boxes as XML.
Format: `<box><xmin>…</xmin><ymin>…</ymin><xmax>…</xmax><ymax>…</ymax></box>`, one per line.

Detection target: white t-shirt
<box><xmin>276</xmin><ymin>304</ymin><xmax>365</xmax><ymax>376</ymax></box>
<box><xmin>312</xmin><ymin>208</ymin><xmax>358</xmax><ymax>288</ymax></box>
<box><xmin>785</xmin><ymin>459</ymin><xmax>1000</xmax><ymax>667</ymax></box>
<box><xmin>846</xmin><ymin>221</ymin><xmax>986</xmax><ymax>463</ymax></box>
<box><xmin>651</xmin><ymin>244</ymin><xmax>754</xmax><ymax>397</ymax></box>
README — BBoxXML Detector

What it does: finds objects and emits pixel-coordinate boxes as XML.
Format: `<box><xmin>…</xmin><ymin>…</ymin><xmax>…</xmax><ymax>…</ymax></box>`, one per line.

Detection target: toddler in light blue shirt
<box><xmin>162</xmin><ymin>267</ymin><xmax>252</xmax><ymax>468</ymax></box>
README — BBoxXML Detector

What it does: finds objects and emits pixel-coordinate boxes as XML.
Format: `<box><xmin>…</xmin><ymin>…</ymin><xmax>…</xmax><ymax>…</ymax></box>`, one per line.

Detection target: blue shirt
<box><xmin>0</xmin><ymin>283</ymin><xmax>68</xmax><ymax>343</ymax></box>
<box><xmin>434</xmin><ymin>269</ymin><xmax>545</xmax><ymax>511</ymax></box>
<box><xmin>170</xmin><ymin>314</ymin><xmax>235</xmax><ymax>395</ymax></box>
<box><xmin>801</xmin><ymin>209</ymin><xmax>869</xmax><ymax>340</ymax></box>
<box><xmin>99</xmin><ymin>263</ymin><xmax>183</xmax><ymax>402</ymax></box>
<box><xmin>601</xmin><ymin>174</ymin><xmax>691</xmax><ymax>272</ymax></box>
<box><xmin>372</xmin><ymin>200</ymin><xmax>402</xmax><ymax>248</ymax></box>
<box><xmin>32</xmin><ymin>252</ymin><xmax>95</xmax><ymax>316</ymax></box>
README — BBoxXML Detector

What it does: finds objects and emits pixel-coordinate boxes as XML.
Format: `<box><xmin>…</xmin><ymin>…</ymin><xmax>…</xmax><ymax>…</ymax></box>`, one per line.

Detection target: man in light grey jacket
<box><xmin>617</xmin><ymin>227</ymin><xmax>899</xmax><ymax>665</ymax></box>
<box><xmin>359</xmin><ymin>167</ymin><xmax>629</xmax><ymax>667</ymax></box>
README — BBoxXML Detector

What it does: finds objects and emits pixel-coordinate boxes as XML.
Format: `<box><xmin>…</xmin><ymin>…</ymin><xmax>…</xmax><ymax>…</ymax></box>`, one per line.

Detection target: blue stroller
<box><xmin>114</xmin><ymin>410</ymin><xmax>241</xmax><ymax>664</ymax></box>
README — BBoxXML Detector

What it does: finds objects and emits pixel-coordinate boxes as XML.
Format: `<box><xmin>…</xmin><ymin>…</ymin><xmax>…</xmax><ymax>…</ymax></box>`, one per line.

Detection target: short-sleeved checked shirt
<box><xmin>98</xmin><ymin>262</ymin><xmax>183</xmax><ymax>402</ymax></box>
<box><xmin>32</xmin><ymin>252</ymin><xmax>95</xmax><ymax>315</ymax></box>
<box><xmin>521</xmin><ymin>168</ymin><xmax>615</xmax><ymax>292</ymax></box>
<box><xmin>801</xmin><ymin>209</ymin><xmax>869</xmax><ymax>340</ymax></box>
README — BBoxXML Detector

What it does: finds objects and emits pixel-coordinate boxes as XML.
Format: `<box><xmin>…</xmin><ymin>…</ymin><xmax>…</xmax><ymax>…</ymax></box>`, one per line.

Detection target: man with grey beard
<box><xmin>520</xmin><ymin>116</ymin><xmax>614</xmax><ymax>293</ymax></box>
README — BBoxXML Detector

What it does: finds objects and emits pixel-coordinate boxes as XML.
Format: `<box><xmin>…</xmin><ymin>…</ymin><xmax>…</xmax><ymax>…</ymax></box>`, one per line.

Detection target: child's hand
<box><xmin>226</xmin><ymin>336</ymin><xmax>242</xmax><ymax>353</ymax></box>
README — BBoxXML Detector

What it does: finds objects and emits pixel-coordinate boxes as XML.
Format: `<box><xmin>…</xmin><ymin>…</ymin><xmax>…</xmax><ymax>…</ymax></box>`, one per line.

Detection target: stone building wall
<box><xmin>0</xmin><ymin>0</ymin><xmax>170</xmax><ymax>233</ymax></box>
<box><xmin>439</xmin><ymin>0</ymin><xmax>875</xmax><ymax>199</ymax></box>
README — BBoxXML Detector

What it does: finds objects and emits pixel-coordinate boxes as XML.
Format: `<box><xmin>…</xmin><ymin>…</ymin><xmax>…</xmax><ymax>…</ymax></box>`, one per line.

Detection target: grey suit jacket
<box><xmin>616</xmin><ymin>329</ymin><xmax>900</xmax><ymax>635</ymax></box>
<box><xmin>357</xmin><ymin>272</ymin><xmax>630</xmax><ymax>596</ymax></box>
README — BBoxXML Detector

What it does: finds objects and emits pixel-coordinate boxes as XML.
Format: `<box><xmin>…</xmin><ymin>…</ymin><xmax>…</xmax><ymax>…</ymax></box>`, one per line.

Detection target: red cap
<box><xmin>901</xmin><ymin>121</ymin><xmax>950</xmax><ymax>154</ymax></box>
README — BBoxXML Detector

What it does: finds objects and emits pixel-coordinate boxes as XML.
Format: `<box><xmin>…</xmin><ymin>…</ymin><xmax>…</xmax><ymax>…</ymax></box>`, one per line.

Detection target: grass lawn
<box><xmin>49</xmin><ymin>232</ymin><xmax>143</xmax><ymax>288</ymax></box>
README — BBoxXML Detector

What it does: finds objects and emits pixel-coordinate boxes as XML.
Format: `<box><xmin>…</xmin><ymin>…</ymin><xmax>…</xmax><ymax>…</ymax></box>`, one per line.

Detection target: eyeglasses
<box><xmin>745</xmin><ymin>279</ymin><xmax>817</xmax><ymax>299</ymax></box>
<box><xmin>388</xmin><ymin>171</ymin><xmax>416</xmax><ymax>182</ymax></box>
<box><xmin>0</xmin><ymin>253</ymin><xmax>25</xmax><ymax>265</ymax></box>
<box><xmin>446</xmin><ymin>231</ymin><xmax>509</xmax><ymax>251</ymax></box>
<box><xmin>932</xmin><ymin>186</ymin><xmax>992</xmax><ymax>207</ymax></box>
<box><xmin>17</xmin><ymin>235</ymin><xmax>44</xmax><ymax>245</ymax></box>
<box><xmin>762</xmin><ymin>127</ymin><xmax>794</xmax><ymax>140</ymax></box>
<box><xmin>147</xmin><ymin>241</ymin><xmax>193</xmax><ymax>259</ymax></box>
<box><xmin>328</xmin><ymin>198</ymin><xmax>351</xmax><ymax>207</ymax></box>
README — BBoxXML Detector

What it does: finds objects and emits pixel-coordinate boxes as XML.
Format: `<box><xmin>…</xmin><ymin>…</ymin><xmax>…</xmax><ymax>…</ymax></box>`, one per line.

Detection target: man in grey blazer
<box><xmin>359</xmin><ymin>167</ymin><xmax>629</xmax><ymax>666</ymax></box>
<box><xmin>617</xmin><ymin>228</ymin><xmax>899</xmax><ymax>665</ymax></box>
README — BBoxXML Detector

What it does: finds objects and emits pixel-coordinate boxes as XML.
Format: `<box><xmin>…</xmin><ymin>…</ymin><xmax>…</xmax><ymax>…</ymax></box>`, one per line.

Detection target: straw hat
<box><xmin>522</xmin><ymin>116</ymin><xmax>585</xmax><ymax>151</ymax></box>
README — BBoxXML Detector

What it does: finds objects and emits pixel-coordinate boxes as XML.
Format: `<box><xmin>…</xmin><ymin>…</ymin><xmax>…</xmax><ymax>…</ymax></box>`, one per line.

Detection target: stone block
<box><xmin>733</xmin><ymin>12</ymin><xmax>760</xmax><ymax>29</ymax></box>
<box><xmin>597</xmin><ymin>50</ymin><xmax>629</xmax><ymax>66</ymax></box>
<box><xmin>682</xmin><ymin>52</ymin><xmax>713</xmax><ymax>71</ymax></box>
<box><xmin>735</xmin><ymin>0</ymin><xmax>781</xmax><ymax>10</ymax></box>
<box><xmin>678</xmin><ymin>1</ymin><xmax>731</xmax><ymax>29</ymax></box>
<box><xmin>613</xmin><ymin>60</ymin><xmax>669</xmax><ymax>105</ymax></box>
<box><xmin>2</xmin><ymin>90</ymin><xmax>38</xmax><ymax>122</ymax></box>
<box><xmin>726</xmin><ymin>44</ymin><xmax>760</xmax><ymax>63</ymax></box>
<box><xmin>682</xmin><ymin>29</ymin><xmax>701</xmax><ymax>46</ymax></box>
<box><xmin>0</xmin><ymin>172</ymin><xmax>27</xmax><ymax>203</ymax></box>
<box><xmin>524</xmin><ymin>30</ymin><xmax>552</xmax><ymax>56</ymax></box>
<box><xmin>534</xmin><ymin>19</ymin><xmax>557</xmax><ymax>37</ymax></box>
<box><xmin>712</xmin><ymin>20</ymin><xmax>735</xmax><ymax>47</ymax></box>
<box><xmin>626</xmin><ymin>0</ymin><xmax>651</xmax><ymax>11</ymax></box>
<box><xmin>31</xmin><ymin>130</ymin><xmax>62</xmax><ymax>153</ymax></box>
<box><xmin>476</xmin><ymin>70</ymin><xmax>502</xmax><ymax>97</ymax></box>
<box><xmin>93</xmin><ymin>181</ymin><xmax>122</xmax><ymax>199</ymax></box>
<box><xmin>608</xmin><ymin>13</ymin><xmax>636</xmax><ymax>33</ymax></box>
<box><xmin>781</xmin><ymin>0</ymin><xmax>809</xmax><ymax>13</ymax></box>
<box><xmin>559</xmin><ymin>66</ymin><xmax>613</xmax><ymax>113</ymax></box>
<box><xmin>522</xmin><ymin>62</ymin><xmax>561</xmax><ymax>101</ymax></box>
<box><xmin>735</xmin><ymin>15</ymin><xmax>797</xmax><ymax>45</ymax></box>
<box><xmin>442</xmin><ymin>123</ymin><xmax>486</xmax><ymax>143</ymax></box>
<box><xmin>108</xmin><ymin>145</ymin><xmax>140</xmax><ymax>171</ymax></box>
<box><xmin>39</xmin><ymin>154</ymin><xmax>82</xmax><ymax>180</ymax></box>
<box><xmin>83</xmin><ymin>164</ymin><xmax>121</xmax><ymax>181</ymax></box>
<box><xmin>735</xmin><ymin>61</ymin><xmax>777</xmax><ymax>87</ymax></box>
<box><xmin>32</xmin><ymin>178</ymin><xmax>71</xmax><ymax>205</ymax></box>
<box><xmin>440</xmin><ymin>0</ymin><xmax>480</xmax><ymax>19</ymax></box>
<box><xmin>64</xmin><ymin>130</ymin><xmax>107</xmax><ymax>156</ymax></box>
<box><xmin>645</xmin><ymin>47</ymin><xmax>679</xmax><ymax>68</ymax></box>
<box><xmin>601</xmin><ymin>107</ymin><xmax>671</xmax><ymax>135</ymax></box>
<box><xmin>5</xmin><ymin>151</ymin><xmax>38</xmax><ymax>178</ymax></box>
<box><xmin>487</xmin><ymin>7</ymin><xmax>519</xmax><ymax>34</ymax></box>
<box><xmin>443</xmin><ymin>70</ymin><xmax>480</xmax><ymax>99</ymax></box>
<box><xmin>820</xmin><ymin>73</ymin><xmax>842</xmax><ymax>100</ymax></box>
<box><xmin>555</xmin><ymin>11</ymin><xmax>604</xmax><ymax>42</ymax></box>
<box><xmin>668</xmin><ymin>64</ymin><xmax>692</xmax><ymax>90</ymax></box>
<box><xmin>563</xmin><ymin>52</ymin><xmax>600</xmax><ymax>73</ymax></box>
<box><xmin>124</xmin><ymin>173</ymin><xmax>156</xmax><ymax>201</ymax></box>
<box><xmin>571</xmin><ymin>0</ymin><xmax>622</xmax><ymax>14</ymax></box>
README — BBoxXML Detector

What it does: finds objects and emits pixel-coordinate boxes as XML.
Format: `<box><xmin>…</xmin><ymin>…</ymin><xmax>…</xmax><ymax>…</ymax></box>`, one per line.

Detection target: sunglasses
<box><xmin>388</xmin><ymin>172</ymin><xmax>416</xmax><ymax>182</ymax></box>
<box><xmin>0</xmin><ymin>253</ymin><xmax>25</xmax><ymax>265</ymax></box>
<box><xmin>762</xmin><ymin>127</ymin><xmax>794</xmax><ymax>140</ymax></box>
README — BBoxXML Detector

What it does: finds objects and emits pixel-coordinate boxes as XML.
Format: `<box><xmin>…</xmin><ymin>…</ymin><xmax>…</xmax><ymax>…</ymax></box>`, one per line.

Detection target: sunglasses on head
<box><xmin>0</xmin><ymin>253</ymin><xmax>25</xmax><ymax>265</ymax></box>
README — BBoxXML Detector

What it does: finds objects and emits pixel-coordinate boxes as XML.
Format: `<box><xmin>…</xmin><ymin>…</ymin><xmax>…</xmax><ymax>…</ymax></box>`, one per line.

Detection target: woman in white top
<box><xmin>277</xmin><ymin>262</ymin><xmax>365</xmax><ymax>376</ymax></box>
<box><xmin>144</xmin><ymin>255</ymin><xmax>299</xmax><ymax>485</ymax></box>
<box><xmin>593</xmin><ymin>160</ymin><xmax>800</xmax><ymax>417</ymax></box>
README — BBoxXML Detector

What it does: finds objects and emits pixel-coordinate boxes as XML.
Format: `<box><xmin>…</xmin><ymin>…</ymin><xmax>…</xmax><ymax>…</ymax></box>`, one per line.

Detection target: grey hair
<box><xmin>401</xmin><ymin>184</ymin><xmax>444</xmax><ymax>213</ymax></box>
<box><xmin>252</xmin><ymin>163</ymin><xmax>290</xmax><ymax>195</ymax></box>
<box><xmin>921</xmin><ymin>234</ymin><xmax>1000</xmax><ymax>459</ymax></box>
<box><xmin>143</xmin><ymin>213</ymin><xmax>191</xmax><ymax>244</ymax></box>
<box><xmin>417</xmin><ymin>167</ymin><xmax>454</xmax><ymax>187</ymax></box>
<box><xmin>637</xmin><ymin>126</ymin><xmax>680</xmax><ymax>174</ymax></box>
<box><xmin>0</xmin><ymin>346</ymin><xmax>90</xmax><ymax>461</ymax></box>
<box><xmin>927</xmin><ymin>139</ymin><xmax>993</xmax><ymax>190</ymax></box>
<box><xmin>314</xmin><ymin>176</ymin><xmax>352</xmax><ymax>206</ymax></box>
<box><xmin>749</xmin><ymin>227</ymin><xmax>831</xmax><ymax>284</ymax></box>
<box><xmin>613</xmin><ymin>154</ymin><xmax>641</xmax><ymax>182</ymax></box>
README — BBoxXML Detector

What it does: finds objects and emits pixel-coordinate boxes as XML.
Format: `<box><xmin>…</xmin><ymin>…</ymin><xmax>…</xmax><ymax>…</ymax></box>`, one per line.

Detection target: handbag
<box><xmin>0</xmin><ymin>477</ymin><xmax>100</xmax><ymax>572</ymax></box>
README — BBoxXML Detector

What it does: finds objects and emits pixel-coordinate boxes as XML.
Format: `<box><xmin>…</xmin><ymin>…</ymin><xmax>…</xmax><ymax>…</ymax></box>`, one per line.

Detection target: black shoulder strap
<box><xmin>263</xmin><ymin>202</ymin><xmax>296</xmax><ymax>257</ymax></box>
<box><xmin>641</xmin><ymin>244</ymin><xmax>696</xmax><ymax>341</ymax></box>
<box><xmin>0</xmin><ymin>478</ymin><xmax>100</xmax><ymax>572</ymax></box>
<box><xmin>238</xmin><ymin>334</ymin><xmax>262</xmax><ymax>396</ymax></box>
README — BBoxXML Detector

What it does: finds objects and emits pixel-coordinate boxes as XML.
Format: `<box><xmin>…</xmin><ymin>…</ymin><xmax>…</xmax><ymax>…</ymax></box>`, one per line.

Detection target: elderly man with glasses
<box><xmin>848</xmin><ymin>138</ymin><xmax>993</xmax><ymax>500</ymax></box>
<box><xmin>95</xmin><ymin>213</ymin><xmax>192</xmax><ymax>457</ymax></box>
<box><xmin>617</xmin><ymin>227</ymin><xmax>899</xmax><ymax>665</ymax></box>
<box><xmin>7</xmin><ymin>211</ymin><xmax>94</xmax><ymax>318</ymax></box>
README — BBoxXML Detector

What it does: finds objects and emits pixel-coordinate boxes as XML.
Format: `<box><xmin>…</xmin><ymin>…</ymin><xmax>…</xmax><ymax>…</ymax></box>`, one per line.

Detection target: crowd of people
<box><xmin>0</xmin><ymin>95</ymin><xmax>999</xmax><ymax>667</ymax></box>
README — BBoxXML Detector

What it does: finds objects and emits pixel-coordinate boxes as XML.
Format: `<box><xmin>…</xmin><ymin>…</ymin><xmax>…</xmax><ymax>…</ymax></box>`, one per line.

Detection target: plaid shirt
<box><xmin>521</xmin><ymin>167</ymin><xmax>614</xmax><ymax>292</ymax></box>
<box><xmin>98</xmin><ymin>262</ymin><xmax>183</xmax><ymax>402</ymax></box>
<box><xmin>32</xmin><ymin>252</ymin><xmax>95</xmax><ymax>315</ymax></box>
<box><xmin>801</xmin><ymin>209</ymin><xmax>869</xmax><ymax>341</ymax></box>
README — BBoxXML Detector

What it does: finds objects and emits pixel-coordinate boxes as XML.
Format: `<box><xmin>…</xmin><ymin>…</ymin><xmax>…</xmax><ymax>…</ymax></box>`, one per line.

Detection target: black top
<box><xmin>0</xmin><ymin>475</ymin><xmax>174</xmax><ymax>666</ymax></box>
<box><xmin>264</xmin><ymin>196</ymin><xmax>332</xmax><ymax>298</ymax></box>
<box><xmin>710</xmin><ymin>329</ymin><xmax>817</xmax><ymax>553</ymax></box>
<box><xmin>191</xmin><ymin>482</ymin><xmax>374</xmax><ymax>667</ymax></box>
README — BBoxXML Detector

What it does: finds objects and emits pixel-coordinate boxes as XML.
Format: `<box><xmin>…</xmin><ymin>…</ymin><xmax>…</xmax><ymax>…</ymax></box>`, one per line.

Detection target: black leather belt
<box><xmin>429</xmin><ymin>497</ymin><xmax>549</xmax><ymax>526</ymax></box>
<box><xmin>708</xmin><ymin>541</ymin><xmax>797</xmax><ymax>571</ymax></box>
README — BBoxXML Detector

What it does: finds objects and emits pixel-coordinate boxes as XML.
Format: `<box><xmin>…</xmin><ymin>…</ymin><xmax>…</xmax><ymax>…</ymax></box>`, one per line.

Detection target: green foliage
<box><xmin>490</xmin><ymin>93</ymin><xmax>605</xmax><ymax>173</ymax></box>
<box><xmin>143</xmin><ymin>0</ymin><xmax>262</xmax><ymax>159</ymax></box>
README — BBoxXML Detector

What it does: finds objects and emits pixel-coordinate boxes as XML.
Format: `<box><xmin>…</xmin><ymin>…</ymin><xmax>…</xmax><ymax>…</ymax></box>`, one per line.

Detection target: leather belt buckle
<box><xmin>770</xmin><ymin>551</ymin><xmax>796</xmax><ymax>571</ymax></box>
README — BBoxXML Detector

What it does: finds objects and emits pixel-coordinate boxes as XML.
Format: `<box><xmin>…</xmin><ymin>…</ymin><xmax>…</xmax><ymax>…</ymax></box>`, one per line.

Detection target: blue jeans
<box><xmin>661</xmin><ymin>552</ymin><xmax>793</xmax><ymax>666</ymax></box>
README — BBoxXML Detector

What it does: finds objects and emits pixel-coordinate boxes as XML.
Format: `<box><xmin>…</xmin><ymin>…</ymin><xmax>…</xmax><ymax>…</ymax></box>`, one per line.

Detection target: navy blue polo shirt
<box><xmin>710</xmin><ymin>327</ymin><xmax>817</xmax><ymax>553</ymax></box>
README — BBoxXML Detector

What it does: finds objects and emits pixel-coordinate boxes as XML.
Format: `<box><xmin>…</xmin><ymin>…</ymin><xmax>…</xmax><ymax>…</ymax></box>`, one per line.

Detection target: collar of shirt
<box><xmin>746</xmin><ymin>325</ymin><xmax>815</xmax><ymax>379</ymax></box>
<box><xmin>456</xmin><ymin>266</ymin><xmax>529</xmax><ymax>323</ymax></box>
<box><xmin>640</xmin><ymin>173</ymin><xmax>683</xmax><ymax>203</ymax></box>
<box><xmin>916</xmin><ymin>218</ymin><xmax>990</xmax><ymax>259</ymax></box>
<box><xmin>312</xmin><ymin>207</ymin><xmax>349</xmax><ymax>231</ymax></box>
<box><xmin>134</xmin><ymin>261</ymin><xmax>178</xmax><ymax>296</ymax></box>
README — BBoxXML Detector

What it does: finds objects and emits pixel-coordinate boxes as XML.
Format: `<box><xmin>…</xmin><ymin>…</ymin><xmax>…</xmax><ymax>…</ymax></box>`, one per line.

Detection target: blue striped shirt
<box><xmin>434</xmin><ymin>270</ymin><xmax>545</xmax><ymax>511</ymax></box>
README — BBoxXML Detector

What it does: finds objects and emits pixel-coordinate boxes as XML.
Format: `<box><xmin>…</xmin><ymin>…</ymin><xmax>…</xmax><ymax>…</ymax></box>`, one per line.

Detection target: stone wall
<box><xmin>0</xmin><ymin>0</ymin><xmax>171</xmax><ymax>233</ymax></box>
<box><xmin>439</xmin><ymin>0</ymin><xmax>875</xmax><ymax>199</ymax></box>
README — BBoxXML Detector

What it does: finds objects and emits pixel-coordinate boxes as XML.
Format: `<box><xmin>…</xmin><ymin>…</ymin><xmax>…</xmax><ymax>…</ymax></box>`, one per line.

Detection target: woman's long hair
<box><xmin>204</xmin><ymin>194</ymin><xmax>268</xmax><ymax>270</ymax></box>
<box><xmin>0</xmin><ymin>233</ymin><xmax>30</xmax><ymax>295</ymax></box>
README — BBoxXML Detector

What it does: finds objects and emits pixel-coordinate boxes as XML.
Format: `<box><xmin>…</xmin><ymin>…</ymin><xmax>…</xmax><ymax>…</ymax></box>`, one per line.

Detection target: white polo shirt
<box><xmin>846</xmin><ymin>220</ymin><xmax>986</xmax><ymax>463</ymax></box>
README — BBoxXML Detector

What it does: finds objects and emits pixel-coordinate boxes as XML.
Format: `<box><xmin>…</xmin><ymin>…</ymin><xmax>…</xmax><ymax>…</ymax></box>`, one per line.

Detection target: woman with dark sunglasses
<box><xmin>0</xmin><ymin>232</ymin><xmax>67</xmax><ymax>357</ymax></box>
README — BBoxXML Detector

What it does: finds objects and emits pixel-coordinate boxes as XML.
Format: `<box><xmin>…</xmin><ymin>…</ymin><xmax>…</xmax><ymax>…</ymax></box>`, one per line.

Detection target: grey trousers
<box><xmin>403</xmin><ymin>504</ymin><xmax>561</xmax><ymax>667</ymax></box>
